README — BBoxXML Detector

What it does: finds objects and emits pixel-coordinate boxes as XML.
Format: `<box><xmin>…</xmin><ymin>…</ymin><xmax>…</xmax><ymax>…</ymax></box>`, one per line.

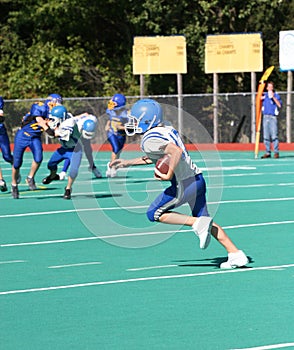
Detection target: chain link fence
<box><xmin>2</xmin><ymin>92</ymin><xmax>292</xmax><ymax>145</ymax></box>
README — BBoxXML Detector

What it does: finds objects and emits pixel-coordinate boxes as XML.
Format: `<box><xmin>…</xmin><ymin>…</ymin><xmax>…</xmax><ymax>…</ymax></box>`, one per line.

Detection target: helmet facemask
<box><xmin>48</xmin><ymin>116</ymin><xmax>61</xmax><ymax>129</ymax></box>
<box><xmin>125</xmin><ymin>112</ymin><xmax>158</xmax><ymax>136</ymax></box>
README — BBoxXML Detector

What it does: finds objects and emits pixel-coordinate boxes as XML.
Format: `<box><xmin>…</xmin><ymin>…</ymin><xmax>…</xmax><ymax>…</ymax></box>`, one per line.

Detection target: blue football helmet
<box><xmin>82</xmin><ymin>119</ymin><xmax>97</xmax><ymax>139</ymax></box>
<box><xmin>45</xmin><ymin>93</ymin><xmax>63</xmax><ymax>111</ymax></box>
<box><xmin>107</xmin><ymin>93</ymin><xmax>126</xmax><ymax>111</ymax></box>
<box><xmin>49</xmin><ymin>105</ymin><xmax>68</xmax><ymax>129</ymax></box>
<box><xmin>125</xmin><ymin>99</ymin><xmax>163</xmax><ymax>135</ymax></box>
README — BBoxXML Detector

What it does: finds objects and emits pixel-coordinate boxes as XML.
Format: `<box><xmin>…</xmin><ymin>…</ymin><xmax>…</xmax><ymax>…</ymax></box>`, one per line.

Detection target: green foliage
<box><xmin>0</xmin><ymin>0</ymin><xmax>292</xmax><ymax>98</ymax></box>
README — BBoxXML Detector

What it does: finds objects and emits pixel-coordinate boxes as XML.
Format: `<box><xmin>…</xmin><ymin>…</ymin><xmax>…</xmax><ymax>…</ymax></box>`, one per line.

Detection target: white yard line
<box><xmin>0</xmin><ymin>260</ymin><xmax>26</xmax><ymax>265</ymax></box>
<box><xmin>0</xmin><ymin>263</ymin><xmax>293</xmax><ymax>296</ymax></box>
<box><xmin>48</xmin><ymin>261</ymin><xmax>102</xmax><ymax>269</ymax></box>
<box><xmin>230</xmin><ymin>342</ymin><xmax>294</xmax><ymax>350</ymax></box>
<box><xmin>1</xmin><ymin>219</ymin><xmax>294</xmax><ymax>248</ymax></box>
<box><xmin>127</xmin><ymin>264</ymin><xmax>178</xmax><ymax>271</ymax></box>
<box><xmin>1</xmin><ymin>195</ymin><xmax>294</xmax><ymax>218</ymax></box>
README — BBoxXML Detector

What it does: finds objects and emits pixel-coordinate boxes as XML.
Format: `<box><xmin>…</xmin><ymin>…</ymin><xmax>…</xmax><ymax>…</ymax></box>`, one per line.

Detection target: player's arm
<box><xmin>105</xmin><ymin>120</ymin><xmax>111</xmax><ymax>131</ymax></box>
<box><xmin>74</xmin><ymin>112</ymin><xmax>90</xmax><ymax>119</ymax></box>
<box><xmin>157</xmin><ymin>142</ymin><xmax>183</xmax><ymax>181</ymax></box>
<box><xmin>272</xmin><ymin>94</ymin><xmax>282</xmax><ymax>108</ymax></box>
<box><xmin>111</xmin><ymin>156</ymin><xmax>152</xmax><ymax>169</ymax></box>
<box><xmin>36</xmin><ymin>116</ymin><xmax>49</xmax><ymax>129</ymax></box>
<box><xmin>55</xmin><ymin>119</ymin><xmax>74</xmax><ymax>141</ymax></box>
<box><xmin>35</xmin><ymin>116</ymin><xmax>55</xmax><ymax>138</ymax></box>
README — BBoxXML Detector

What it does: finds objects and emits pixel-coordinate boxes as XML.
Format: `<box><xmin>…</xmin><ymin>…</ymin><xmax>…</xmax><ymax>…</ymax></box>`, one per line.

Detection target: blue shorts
<box><xmin>107</xmin><ymin>131</ymin><xmax>126</xmax><ymax>154</ymax></box>
<box><xmin>147</xmin><ymin>173</ymin><xmax>209</xmax><ymax>222</ymax></box>
<box><xmin>13</xmin><ymin>129</ymin><xmax>43</xmax><ymax>169</ymax></box>
<box><xmin>48</xmin><ymin>144</ymin><xmax>82</xmax><ymax>179</ymax></box>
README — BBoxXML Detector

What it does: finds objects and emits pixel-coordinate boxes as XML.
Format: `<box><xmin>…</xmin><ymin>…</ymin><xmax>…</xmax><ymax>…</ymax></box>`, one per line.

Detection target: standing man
<box><xmin>0</xmin><ymin>96</ymin><xmax>13</xmax><ymax>192</ymax></box>
<box><xmin>111</xmin><ymin>99</ymin><xmax>249</xmax><ymax>269</ymax></box>
<box><xmin>261</xmin><ymin>81</ymin><xmax>282</xmax><ymax>159</ymax></box>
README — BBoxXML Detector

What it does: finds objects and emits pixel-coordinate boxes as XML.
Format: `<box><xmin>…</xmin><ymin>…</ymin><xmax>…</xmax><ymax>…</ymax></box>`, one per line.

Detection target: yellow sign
<box><xmin>133</xmin><ymin>36</ymin><xmax>187</xmax><ymax>75</ymax></box>
<box><xmin>205</xmin><ymin>33</ymin><xmax>263</xmax><ymax>73</ymax></box>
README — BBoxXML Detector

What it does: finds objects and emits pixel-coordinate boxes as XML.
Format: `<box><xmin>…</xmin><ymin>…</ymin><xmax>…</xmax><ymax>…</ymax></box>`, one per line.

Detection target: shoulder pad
<box><xmin>30</xmin><ymin>102</ymin><xmax>49</xmax><ymax>118</ymax></box>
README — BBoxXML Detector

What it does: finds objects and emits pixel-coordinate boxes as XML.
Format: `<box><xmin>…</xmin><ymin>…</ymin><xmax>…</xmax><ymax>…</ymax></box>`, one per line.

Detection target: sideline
<box><xmin>10</xmin><ymin>142</ymin><xmax>294</xmax><ymax>152</ymax></box>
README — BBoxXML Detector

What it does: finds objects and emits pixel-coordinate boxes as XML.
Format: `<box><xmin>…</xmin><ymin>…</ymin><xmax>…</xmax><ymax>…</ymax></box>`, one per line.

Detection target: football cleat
<box><xmin>26</xmin><ymin>176</ymin><xmax>37</xmax><ymax>190</ymax></box>
<box><xmin>90</xmin><ymin>166</ymin><xmax>102</xmax><ymax>178</ymax></box>
<box><xmin>0</xmin><ymin>179</ymin><xmax>7</xmax><ymax>192</ymax></box>
<box><xmin>106</xmin><ymin>162</ymin><xmax>117</xmax><ymax>178</ymax></box>
<box><xmin>42</xmin><ymin>174</ymin><xmax>60</xmax><ymax>184</ymax></box>
<box><xmin>220</xmin><ymin>250</ymin><xmax>249</xmax><ymax>269</ymax></box>
<box><xmin>11</xmin><ymin>185</ymin><xmax>19</xmax><ymax>199</ymax></box>
<box><xmin>63</xmin><ymin>187</ymin><xmax>71</xmax><ymax>200</ymax></box>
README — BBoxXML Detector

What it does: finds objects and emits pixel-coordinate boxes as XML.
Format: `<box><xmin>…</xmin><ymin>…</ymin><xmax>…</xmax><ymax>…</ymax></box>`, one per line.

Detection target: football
<box><xmin>154</xmin><ymin>154</ymin><xmax>171</xmax><ymax>178</ymax></box>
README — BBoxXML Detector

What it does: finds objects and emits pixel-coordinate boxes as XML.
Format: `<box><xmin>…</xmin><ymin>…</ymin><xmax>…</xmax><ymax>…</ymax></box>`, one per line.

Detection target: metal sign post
<box><xmin>133</xmin><ymin>36</ymin><xmax>187</xmax><ymax>135</ymax></box>
<box><xmin>205</xmin><ymin>33</ymin><xmax>263</xmax><ymax>144</ymax></box>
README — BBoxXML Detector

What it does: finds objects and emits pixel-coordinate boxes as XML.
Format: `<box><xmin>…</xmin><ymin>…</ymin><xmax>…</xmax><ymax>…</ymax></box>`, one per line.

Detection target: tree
<box><xmin>0</xmin><ymin>0</ymin><xmax>293</xmax><ymax>98</ymax></box>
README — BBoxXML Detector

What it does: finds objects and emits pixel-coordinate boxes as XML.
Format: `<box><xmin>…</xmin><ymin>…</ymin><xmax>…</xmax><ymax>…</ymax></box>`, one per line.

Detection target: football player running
<box><xmin>111</xmin><ymin>99</ymin><xmax>249</xmax><ymax>269</ymax></box>
<box><xmin>42</xmin><ymin>105</ymin><xmax>83</xmax><ymax>199</ymax></box>
<box><xmin>11</xmin><ymin>93</ymin><xmax>62</xmax><ymax>199</ymax></box>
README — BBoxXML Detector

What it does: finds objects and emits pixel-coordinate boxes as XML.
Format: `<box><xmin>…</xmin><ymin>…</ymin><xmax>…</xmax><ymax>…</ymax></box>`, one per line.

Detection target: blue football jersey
<box><xmin>106</xmin><ymin>108</ymin><xmax>128</xmax><ymax>134</ymax></box>
<box><xmin>21</xmin><ymin>102</ymin><xmax>49</xmax><ymax>136</ymax></box>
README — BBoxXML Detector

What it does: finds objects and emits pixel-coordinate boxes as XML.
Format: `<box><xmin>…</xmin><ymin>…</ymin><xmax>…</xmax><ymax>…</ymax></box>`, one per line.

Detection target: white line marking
<box><xmin>223</xmin><ymin>171</ymin><xmax>294</xmax><ymax>177</ymax></box>
<box><xmin>0</xmin><ymin>260</ymin><xmax>26</xmax><ymax>265</ymax></box>
<box><xmin>0</xmin><ymin>263</ymin><xmax>293</xmax><ymax>296</ymax></box>
<box><xmin>230</xmin><ymin>342</ymin><xmax>294</xmax><ymax>350</ymax></box>
<box><xmin>1</xmin><ymin>219</ymin><xmax>294</xmax><ymax>248</ymax></box>
<box><xmin>0</xmin><ymin>205</ymin><xmax>148</xmax><ymax>218</ymax></box>
<box><xmin>127</xmin><ymin>264</ymin><xmax>178</xmax><ymax>271</ymax></box>
<box><xmin>48</xmin><ymin>262</ymin><xmax>102</xmax><ymax>269</ymax></box>
<box><xmin>2</xmin><ymin>196</ymin><xmax>294</xmax><ymax>218</ymax></box>
<box><xmin>223</xmin><ymin>220</ymin><xmax>294</xmax><ymax>229</ymax></box>
<box><xmin>0</xmin><ymin>229</ymin><xmax>182</xmax><ymax>247</ymax></box>
<box><xmin>209</xmin><ymin>197</ymin><xmax>294</xmax><ymax>204</ymax></box>
<box><xmin>202</xmin><ymin>166</ymin><xmax>256</xmax><ymax>171</ymax></box>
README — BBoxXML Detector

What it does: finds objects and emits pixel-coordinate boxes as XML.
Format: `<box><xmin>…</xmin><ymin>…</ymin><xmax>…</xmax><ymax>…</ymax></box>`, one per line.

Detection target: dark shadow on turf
<box><xmin>78</xmin><ymin>193</ymin><xmax>122</xmax><ymax>199</ymax></box>
<box><xmin>174</xmin><ymin>256</ymin><xmax>254</xmax><ymax>269</ymax></box>
<box><xmin>130</xmin><ymin>179</ymin><xmax>158</xmax><ymax>184</ymax></box>
<box><xmin>35</xmin><ymin>193</ymin><xmax>122</xmax><ymax>200</ymax></box>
